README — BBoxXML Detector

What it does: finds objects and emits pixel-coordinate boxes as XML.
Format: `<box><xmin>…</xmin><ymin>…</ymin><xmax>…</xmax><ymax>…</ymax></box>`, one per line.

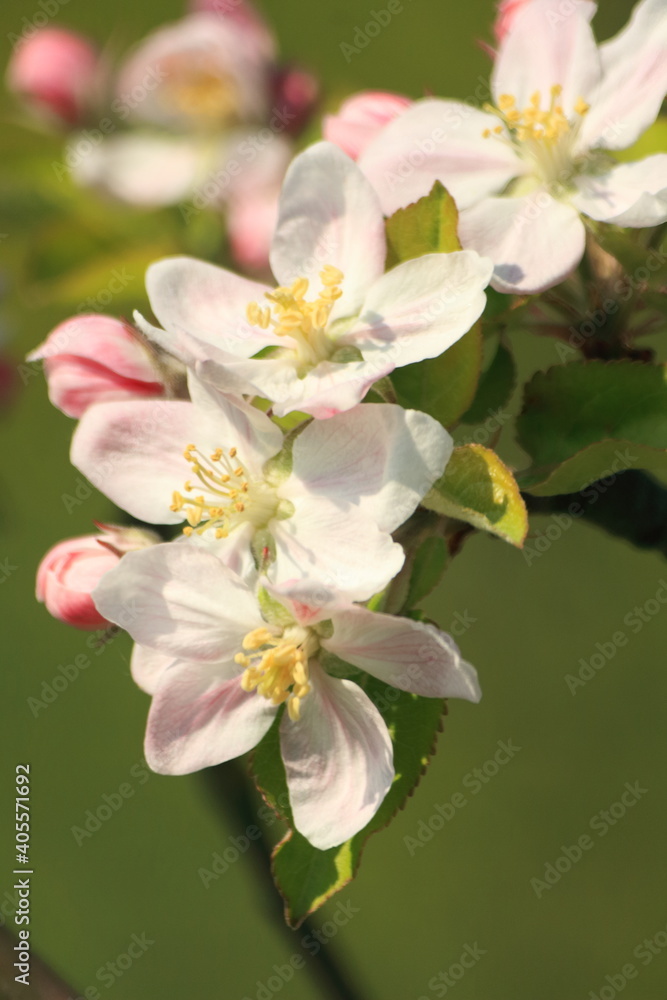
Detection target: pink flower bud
<box><xmin>36</xmin><ymin>528</ymin><xmax>158</xmax><ymax>630</ymax></box>
<box><xmin>6</xmin><ymin>28</ymin><xmax>100</xmax><ymax>127</ymax></box>
<box><xmin>27</xmin><ymin>315</ymin><xmax>164</xmax><ymax>419</ymax></box>
<box><xmin>271</xmin><ymin>65</ymin><xmax>319</xmax><ymax>136</ymax></box>
<box><xmin>323</xmin><ymin>91</ymin><xmax>412</xmax><ymax>160</ymax></box>
<box><xmin>493</xmin><ymin>0</ymin><xmax>533</xmax><ymax>42</ymax></box>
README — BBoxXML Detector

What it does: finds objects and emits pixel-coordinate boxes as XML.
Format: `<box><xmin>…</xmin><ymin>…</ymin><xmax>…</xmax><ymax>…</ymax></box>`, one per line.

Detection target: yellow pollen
<box><xmin>171</xmin><ymin>442</ymin><xmax>254</xmax><ymax>538</ymax></box>
<box><xmin>483</xmin><ymin>86</ymin><xmax>589</xmax><ymax>144</ymax></box>
<box><xmin>238</xmin><ymin>627</ymin><xmax>314</xmax><ymax>719</ymax></box>
<box><xmin>245</xmin><ymin>267</ymin><xmax>346</xmax><ymax>364</ymax></box>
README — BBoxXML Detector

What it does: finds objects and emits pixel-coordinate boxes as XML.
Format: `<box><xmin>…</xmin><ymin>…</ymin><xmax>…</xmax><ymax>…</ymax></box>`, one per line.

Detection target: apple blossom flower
<box><xmin>36</xmin><ymin>526</ymin><xmax>158</xmax><ymax>630</ymax></box>
<box><xmin>27</xmin><ymin>315</ymin><xmax>165</xmax><ymax>419</ymax></box>
<box><xmin>323</xmin><ymin>90</ymin><xmax>412</xmax><ymax>160</ymax></box>
<box><xmin>136</xmin><ymin>141</ymin><xmax>493</xmax><ymax>418</ymax></box>
<box><xmin>6</xmin><ymin>28</ymin><xmax>101</xmax><ymax>127</ymax></box>
<box><xmin>93</xmin><ymin>544</ymin><xmax>481</xmax><ymax>848</ymax></box>
<box><xmin>359</xmin><ymin>0</ymin><xmax>667</xmax><ymax>294</ymax></box>
<box><xmin>71</xmin><ymin>372</ymin><xmax>452</xmax><ymax>600</ymax></box>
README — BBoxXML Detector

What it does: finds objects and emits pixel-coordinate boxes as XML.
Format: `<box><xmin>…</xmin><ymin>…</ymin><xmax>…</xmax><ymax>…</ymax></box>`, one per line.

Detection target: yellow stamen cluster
<box><xmin>246</xmin><ymin>266</ymin><xmax>345</xmax><ymax>364</ymax></box>
<box><xmin>170</xmin><ymin>443</ymin><xmax>248</xmax><ymax>539</ymax></box>
<box><xmin>236</xmin><ymin>627</ymin><xmax>312</xmax><ymax>721</ymax></box>
<box><xmin>483</xmin><ymin>86</ymin><xmax>589</xmax><ymax>143</ymax></box>
<box><xmin>168</xmin><ymin>69</ymin><xmax>238</xmax><ymax>123</ymax></box>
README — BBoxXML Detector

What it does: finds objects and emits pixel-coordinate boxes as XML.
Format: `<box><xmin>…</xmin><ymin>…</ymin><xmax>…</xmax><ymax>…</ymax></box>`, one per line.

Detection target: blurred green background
<box><xmin>2</xmin><ymin>0</ymin><xmax>667</xmax><ymax>997</ymax></box>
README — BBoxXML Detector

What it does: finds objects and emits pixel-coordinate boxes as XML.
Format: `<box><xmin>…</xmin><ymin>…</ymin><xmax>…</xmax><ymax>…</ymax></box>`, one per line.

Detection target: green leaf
<box><xmin>252</xmin><ymin>685</ymin><xmax>446</xmax><ymax>927</ymax></box>
<box><xmin>392</xmin><ymin>325</ymin><xmax>483</xmax><ymax>428</ymax></box>
<box><xmin>517</xmin><ymin>361</ymin><xmax>667</xmax><ymax>495</ymax></box>
<box><xmin>422</xmin><ymin>444</ymin><xmax>528</xmax><ymax>547</ymax></box>
<box><xmin>404</xmin><ymin>536</ymin><xmax>448</xmax><ymax>610</ymax></box>
<box><xmin>385</xmin><ymin>180</ymin><xmax>461</xmax><ymax>266</ymax></box>
<box><xmin>461</xmin><ymin>340</ymin><xmax>516</xmax><ymax>425</ymax></box>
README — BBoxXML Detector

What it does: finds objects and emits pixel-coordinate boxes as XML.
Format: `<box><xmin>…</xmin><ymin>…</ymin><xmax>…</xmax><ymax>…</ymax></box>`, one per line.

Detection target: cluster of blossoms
<box><xmin>33</xmin><ymin>141</ymin><xmax>490</xmax><ymax>848</ymax></box>
<box><xmin>6</xmin><ymin>0</ymin><xmax>317</xmax><ymax>271</ymax></box>
<box><xmin>28</xmin><ymin>0</ymin><xmax>667</xmax><ymax>851</ymax></box>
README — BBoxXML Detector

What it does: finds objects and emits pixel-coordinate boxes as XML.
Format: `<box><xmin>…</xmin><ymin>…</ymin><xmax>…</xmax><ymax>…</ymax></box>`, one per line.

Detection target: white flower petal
<box><xmin>285</xmin><ymin>404</ymin><xmax>452</xmax><ymax>533</ymax></box>
<box><xmin>145</xmin><ymin>256</ymin><xmax>280</xmax><ymax>363</ymax></box>
<box><xmin>492</xmin><ymin>0</ymin><xmax>600</xmax><ymax>116</ymax></box>
<box><xmin>582</xmin><ymin>0</ymin><xmax>667</xmax><ymax>151</ymax></box>
<box><xmin>458</xmin><ymin>194</ymin><xmax>586</xmax><ymax>294</ymax></box>
<box><xmin>349</xmin><ymin>251</ymin><xmax>492</xmax><ymax>367</ymax></box>
<box><xmin>196</xmin><ymin>353</ymin><xmax>395</xmax><ymax>420</ymax></box>
<box><xmin>359</xmin><ymin>98</ymin><xmax>524</xmax><ymax>215</ymax></box>
<box><xmin>71</xmin><ymin>397</ymin><xmax>205</xmax><ymax>523</ymax></box>
<box><xmin>130</xmin><ymin>644</ymin><xmax>177</xmax><ymax>696</ymax></box>
<box><xmin>571</xmin><ymin>155</ymin><xmax>667</xmax><ymax>226</ymax></box>
<box><xmin>269</xmin><ymin>142</ymin><xmax>386</xmax><ymax>321</ymax></box>
<box><xmin>70</xmin><ymin>133</ymin><xmax>206</xmax><ymax>206</ymax></box>
<box><xmin>146</xmin><ymin>666</ymin><xmax>276</xmax><ymax>775</ymax></box>
<box><xmin>323</xmin><ymin>606</ymin><xmax>482</xmax><ymax>702</ymax></box>
<box><xmin>93</xmin><ymin>544</ymin><xmax>263</xmax><ymax>661</ymax></box>
<box><xmin>270</xmin><ymin>495</ymin><xmax>404</xmax><ymax>601</ymax></box>
<box><xmin>280</xmin><ymin>668</ymin><xmax>393</xmax><ymax>849</ymax></box>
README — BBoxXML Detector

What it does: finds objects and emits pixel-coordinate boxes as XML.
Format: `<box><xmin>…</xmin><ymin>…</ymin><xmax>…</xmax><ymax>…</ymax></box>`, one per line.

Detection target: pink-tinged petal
<box><xmin>582</xmin><ymin>0</ymin><xmax>667</xmax><ymax>152</ymax></box>
<box><xmin>359</xmin><ymin>98</ymin><xmax>524</xmax><ymax>215</ymax></box>
<box><xmin>458</xmin><ymin>194</ymin><xmax>585</xmax><ymax>294</ymax></box>
<box><xmin>280</xmin><ymin>667</ymin><xmax>393</xmax><ymax>849</ymax></box>
<box><xmin>70</xmin><ymin>133</ymin><xmax>207</xmax><ymax>206</ymax></box>
<box><xmin>349</xmin><ymin>251</ymin><xmax>492</xmax><ymax>367</ymax></box>
<box><xmin>571</xmin><ymin>155</ymin><xmax>667</xmax><ymax>226</ymax></box>
<box><xmin>71</xmin><ymin>375</ymin><xmax>279</xmax><ymax>522</ymax></box>
<box><xmin>492</xmin><ymin>0</ymin><xmax>600</xmax><ymax>116</ymax></box>
<box><xmin>270</xmin><ymin>496</ymin><xmax>403</xmax><ymax>601</ymax></box>
<box><xmin>146</xmin><ymin>666</ymin><xmax>276</xmax><ymax>774</ymax></box>
<box><xmin>261</xmin><ymin>579</ymin><xmax>345</xmax><ymax>627</ymax></box>
<box><xmin>493</xmin><ymin>0</ymin><xmax>535</xmax><ymax>43</ymax></box>
<box><xmin>269</xmin><ymin>142</ymin><xmax>386</xmax><ymax>322</ymax></box>
<box><xmin>196</xmin><ymin>352</ymin><xmax>395</xmax><ymax>420</ymax></box>
<box><xmin>71</xmin><ymin>397</ymin><xmax>206</xmax><ymax>523</ymax></box>
<box><xmin>130</xmin><ymin>644</ymin><xmax>177</xmax><ymax>695</ymax></box>
<box><xmin>28</xmin><ymin>315</ymin><xmax>163</xmax><ymax>418</ymax></box>
<box><xmin>323</xmin><ymin>606</ymin><xmax>481</xmax><ymax>702</ymax></box>
<box><xmin>93</xmin><ymin>543</ymin><xmax>263</xmax><ymax>661</ymax></box>
<box><xmin>323</xmin><ymin>90</ymin><xmax>413</xmax><ymax>160</ymax></box>
<box><xmin>145</xmin><ymin>256</ymin><xmax>280</xmax><ymax>362</ymax></box>
<box><xmin>285</xmin><ymin>404</ymin><xmax>452</xmax><ymax>533</ymax></box>
<box><xmin>116</xmin><ymin>13</ymin><xmax>272</xmax><ymax>129</ymax></box>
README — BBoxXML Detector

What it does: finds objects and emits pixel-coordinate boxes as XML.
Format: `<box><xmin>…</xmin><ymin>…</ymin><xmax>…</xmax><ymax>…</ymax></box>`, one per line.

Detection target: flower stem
<box><xmin>202</xmin><ymin>761</ymin><xmax>369</xmax><ymax>1000</ymax></box>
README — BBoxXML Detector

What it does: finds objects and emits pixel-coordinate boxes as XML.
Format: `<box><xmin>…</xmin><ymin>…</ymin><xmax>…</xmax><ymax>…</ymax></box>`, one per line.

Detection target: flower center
<box><xmin>246</xmin><ymin>266</ymin><xmax>345</xmax><ymax>371</ymax></box>
<box><xmin>483</xmin><ymin>86</ymin><xmax>590</xmax><ymax>188</ymax></box>
<box><xmin>170</xmin><ymin>443</ymin><xmax>278</xmax><ymax>538</ymax></box>
<box><xmin>164</xmin><ymin>67</ymin><xmax>239</xmax><ymax>124</ymax></box>
<box><xmin>236</xmin><ymin>625</ymin><xmax>318</xmax><ymax>721</ymax></box>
